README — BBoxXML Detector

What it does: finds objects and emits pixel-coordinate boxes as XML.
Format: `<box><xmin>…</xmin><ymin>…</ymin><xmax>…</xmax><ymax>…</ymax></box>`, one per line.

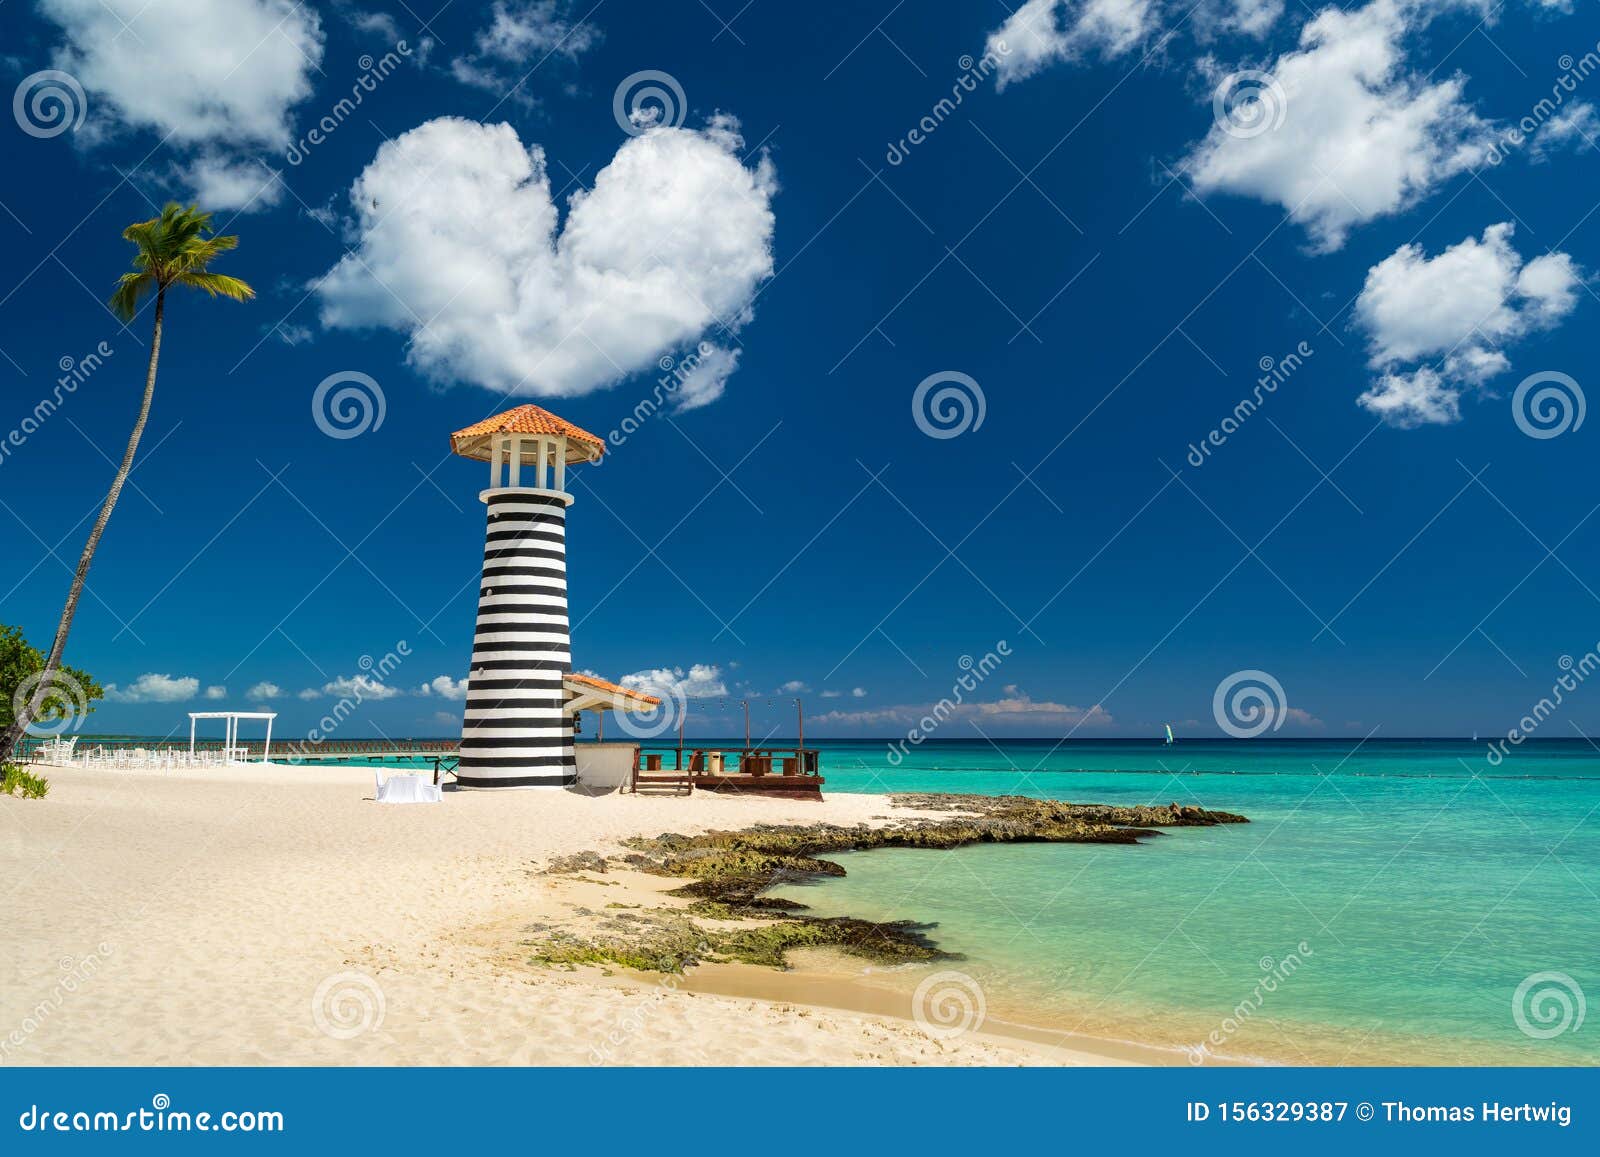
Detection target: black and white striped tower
<box><xmin>449</xmin><ymin>406</ymin><xmax>605</xmax><ymax>788</ymax></box>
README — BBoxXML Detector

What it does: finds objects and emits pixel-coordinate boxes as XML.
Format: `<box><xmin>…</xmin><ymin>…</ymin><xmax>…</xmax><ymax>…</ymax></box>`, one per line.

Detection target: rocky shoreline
<box><xmin>529</xmin><ymin>794</ymin><xmax>1248</xmax><ymax>974</ymax></box>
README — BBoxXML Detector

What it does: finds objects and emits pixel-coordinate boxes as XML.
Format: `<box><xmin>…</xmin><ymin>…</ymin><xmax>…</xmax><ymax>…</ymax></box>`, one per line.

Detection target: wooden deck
<box><xmin>630</xmin><ymin>747</ymin><xmax>825</xmax><ymax>799</ymax></box>
<box><xmin>687</xmin><ymin>772</ymin><xmax>824</xmax><ymax>799</ymax></box>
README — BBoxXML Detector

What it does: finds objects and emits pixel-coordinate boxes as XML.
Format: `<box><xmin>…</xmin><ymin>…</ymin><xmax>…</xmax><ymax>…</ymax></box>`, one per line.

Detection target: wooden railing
<box><xmin>640</xmin><ymin>746</ymin><xmax>821</xmax><ymax>778</ymax></box>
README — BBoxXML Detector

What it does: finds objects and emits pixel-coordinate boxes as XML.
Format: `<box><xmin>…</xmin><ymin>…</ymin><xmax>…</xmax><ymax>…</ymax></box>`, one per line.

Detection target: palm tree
<box><xmin>0</xmin><ymin>204</ymin><xmax>253</xmax><ymax>761</ymax></box>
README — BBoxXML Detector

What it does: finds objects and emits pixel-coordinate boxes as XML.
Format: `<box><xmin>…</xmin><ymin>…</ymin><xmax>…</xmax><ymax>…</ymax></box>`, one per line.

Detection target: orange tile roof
<box><xmin>450</xmin><ymin>404</ymin><xmax>606</xmax><ymax>462</ymax></box>
<box><xmin>564</xmin><ymin>672</ymin><xmax>663</xmax><ymax>706</ymax></box>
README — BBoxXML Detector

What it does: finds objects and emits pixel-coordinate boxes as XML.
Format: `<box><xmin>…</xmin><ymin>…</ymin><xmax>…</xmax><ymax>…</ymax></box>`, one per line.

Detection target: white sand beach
<box><xmin>0</xmin><ymin>762</ymin><xmax>1149</xmax><ymax>1066</ymax></box>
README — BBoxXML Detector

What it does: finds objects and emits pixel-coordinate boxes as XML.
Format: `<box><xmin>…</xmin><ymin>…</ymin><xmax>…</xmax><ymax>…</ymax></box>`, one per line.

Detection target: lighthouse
<box><xmin>448</xmin><ymin>405</ymin><xmax>605</xmax><ymax>788</ymax></box>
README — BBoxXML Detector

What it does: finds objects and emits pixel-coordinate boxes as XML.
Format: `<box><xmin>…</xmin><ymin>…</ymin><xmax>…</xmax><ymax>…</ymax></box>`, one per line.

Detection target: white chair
<box><xmin>39</xmin><ymin>737</ymin><xmax>78</xmax><ymax>764</ymax></box>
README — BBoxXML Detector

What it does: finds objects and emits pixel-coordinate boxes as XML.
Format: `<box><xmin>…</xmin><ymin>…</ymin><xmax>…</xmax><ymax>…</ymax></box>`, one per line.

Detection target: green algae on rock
<box><xmin>531</xmin><ymin>794</ymin><xmax>1247</xmax><ymax>973</ymax></box>
<box><xmin>528</xmin><ymin>908</ymin><xmax>943</xmax><ymax>972</ymax></box>
<box><xmin>620</xmin><ymin>795</ymin><xmax>1247</xmax><ymax>902</ymax></box>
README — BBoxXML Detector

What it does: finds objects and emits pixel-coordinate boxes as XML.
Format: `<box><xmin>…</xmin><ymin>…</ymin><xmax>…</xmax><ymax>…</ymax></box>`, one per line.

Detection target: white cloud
<box><xmin>203</xmin><ymin>685</ymin><xmax>227</xmax><ymax>700</ymax></box>
<box><xmin>345</xmin><ymin>8</ymin><xmax>402</xmax><ymax>39</ymax></box>
<box><xmin>1181</xmin><ymin>0</ymin><xmax>1492</xmax><ymax>251</ymax></box>
<box><xmin>1354</xmin><ymin>222</ymin><xmax>1581</xmax><ymax>425</ymax></box>
<box><xmin>451</xmin><ymin>0</ymin><xmax>599</xmax><ymax>99</ymax></box>
<box><xmin>1355</xmin><ymin>224</ymin><xmax>1569</xmax><ymax>365</ymax></box>
<box><xmin>674</xmin><ymin>346</ymin><xmax>741</xmax><ymax>411</ymax></box>
<box><xmin>316</xmin><ymin>116</ymin><xmax>776</xmax><ymax>403</ymax></box>
<box><xmin>1518</xmin><ymin>253</ymin><xmax>1582</xmax><ymax>326</ymax></box>
<box><xmin>105</xmin><ymin>673</ymin><xmax>200</xmax><ymax>703</ymax></box>
<box><xmin>180</xmin><ymin>154</ymin><xmax>284</xmax><ymax>212</ymax></box>
<box><xmin>816</xmin><ymin>692</ymin><xmax>1112</xmax><ymax>729</ymax></box>
<box><xmin>247</xmin><ymin>681</ymin><xmax>284</xmax><ymax>701</ymax></box>
<box><xmin>297</xmin><ymin>688</ymin><xmax>320</xmax><ymax>701</ymax></box>
<box><xmin>304</xmin><ymin>196</ymin><xmax>340</xmax><ymax>230</ymax></box>
<box><xmin>1199</xmin><ymin>0</ymin><xmax>1284</xmax><ymax>38</ymax></box>
<box><xmin>986</xmin><ymin>0</ymin><xmax>1291</xmax><ymax>89</ymax></box>
<box><xmin>321</xmin><ymin>675</ymin><xmax>403</xmax><ymax>701</ymax></box>
<box><xmin>40</xmin><ymin>0</ymin><xmax>324</xmax><ymax>148</ymax></box>
<box><xmin>852</xmin><ymin>687</ymin><xmax>868</xmax><ymax>698</ymax></box>
<box><xmin>779</xmin><ymin>680</ymin><xmax>810</xmax><ymax>694</ymax></box>
<box><xmin>988</xmin><ymin>0</ymin><xmax>1158</xmax><ymax>89</ymax></box>
<box><xmin>420</xmin><ymin>675</ymin><xmax>469</xmax><ymax>700</ymax></box>
<box><xmin>620</xmin><ymin>664</ymin><xmax>728</xmax><ymax>701</ymax></box>
<box><xmin>1533</xmin><ymin>101</ymin><xmax>1599</xmax><ymax>162</ymax></box>
<box><xmin>1358</xmin><ymin>367</ymin><xmax>1462</xmax><ymax>427</ymax></box>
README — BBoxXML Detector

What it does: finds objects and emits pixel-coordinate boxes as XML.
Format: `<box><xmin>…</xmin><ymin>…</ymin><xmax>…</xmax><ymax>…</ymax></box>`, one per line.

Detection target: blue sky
<box><xmin>3</xmin><ymin>0</ymin><xmax>1600</xmax><ymax>742</ymax></box>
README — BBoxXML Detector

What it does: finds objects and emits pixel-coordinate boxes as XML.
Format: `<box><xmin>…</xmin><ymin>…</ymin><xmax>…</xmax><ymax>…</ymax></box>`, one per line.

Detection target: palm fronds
<box><xmin>107</xmin><ymin>202</ymin><xmax>253</xmax><ymax>316</ymax></box>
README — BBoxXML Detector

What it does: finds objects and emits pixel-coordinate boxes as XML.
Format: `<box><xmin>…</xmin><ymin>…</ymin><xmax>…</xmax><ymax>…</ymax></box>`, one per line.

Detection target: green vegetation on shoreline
<box><xmin>1</xmin><ymin>764</ymin><xmax>50</xmax><ymax>799</ymax></box>
<box><xmin>530</xmin><ymin>795</ymin><xmax>1248</xmax><ymax>973</ymax></box>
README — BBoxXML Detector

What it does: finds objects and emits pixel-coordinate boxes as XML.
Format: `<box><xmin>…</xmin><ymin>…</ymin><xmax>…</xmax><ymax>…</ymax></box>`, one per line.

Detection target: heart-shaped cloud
<box><xmin>316</xmin><ymin>115</ymin><xmax>777</xmax><ymax>408</ymax></box>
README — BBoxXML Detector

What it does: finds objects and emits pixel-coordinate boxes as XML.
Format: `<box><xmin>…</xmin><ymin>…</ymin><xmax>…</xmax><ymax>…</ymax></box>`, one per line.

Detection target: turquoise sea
<box><xmin>721</xmin><ymin>737</ymin><xmax>1599</xmax><ymax>1066</ymax></box>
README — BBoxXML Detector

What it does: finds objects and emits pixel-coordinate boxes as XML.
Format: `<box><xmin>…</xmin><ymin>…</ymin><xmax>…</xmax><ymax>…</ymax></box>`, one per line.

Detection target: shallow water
<box><xmin>739</xmin><ymin>738</ymin><xmax>1599</xmax><ymax>1065</ymax></box>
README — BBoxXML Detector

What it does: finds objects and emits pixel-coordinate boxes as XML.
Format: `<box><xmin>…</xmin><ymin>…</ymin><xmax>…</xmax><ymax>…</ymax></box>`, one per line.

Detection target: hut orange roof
<box><xmin>564</xmin><ymin>672</ymin><xmax>663</xmax><ymax>706</ymax></box>
<box><xmin>450</xmin><ymin>404</ymin><xmax>606</xmax><ymax>463</ymax></box>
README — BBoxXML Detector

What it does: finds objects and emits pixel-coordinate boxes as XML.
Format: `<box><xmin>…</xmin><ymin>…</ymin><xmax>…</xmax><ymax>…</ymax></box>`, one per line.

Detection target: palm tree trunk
<box><xmin>1</xmin><ymin>288</ymin><xmax>165</xmax><ymax>762</ymax></box>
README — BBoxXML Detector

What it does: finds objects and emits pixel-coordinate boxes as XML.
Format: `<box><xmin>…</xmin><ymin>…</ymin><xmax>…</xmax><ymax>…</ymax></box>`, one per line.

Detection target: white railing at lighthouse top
<box><xmin>487</xmin><ymin>434</ymin><xmax>571</xmax><ymax>492</ymax></box>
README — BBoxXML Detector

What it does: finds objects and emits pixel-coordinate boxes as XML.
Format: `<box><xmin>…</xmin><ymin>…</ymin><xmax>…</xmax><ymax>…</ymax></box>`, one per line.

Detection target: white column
<box><xmin>508</xmin><ymin>435</ymin><xmax>523</xmax><ymax>487</ymax></box>
<box><xmin>490</xmin><ymin>438</ymin><xmax>503</xmax><ymax>488</ymax></box>
<box><xmin>189</xmin><ymin>715</ymin><xmax>196</xmax><ymax>757</ymax></box>
<box><xmin>553</xmin><ymin>439</ymin><xmax>566</xmax><ymax>492</ymax></box>
<box><xmin>263</xmin><ymin>717</ymin><xmax>272</xmax><ymax>764</ymax></box>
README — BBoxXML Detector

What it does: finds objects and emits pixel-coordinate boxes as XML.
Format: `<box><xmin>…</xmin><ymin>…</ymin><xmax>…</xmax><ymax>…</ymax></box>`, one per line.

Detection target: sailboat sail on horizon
<box><xmin>1164</xmin><ymin>723</ymin><xmax>1175</xmax><ymax>745</ymax></box>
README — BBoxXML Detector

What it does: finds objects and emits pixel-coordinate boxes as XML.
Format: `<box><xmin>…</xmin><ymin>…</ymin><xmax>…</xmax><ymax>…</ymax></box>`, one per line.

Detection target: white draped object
<box><xmin>374</xmin><ymin>771</ymin><xmax>442</xmax><ymax>804</ymax></box>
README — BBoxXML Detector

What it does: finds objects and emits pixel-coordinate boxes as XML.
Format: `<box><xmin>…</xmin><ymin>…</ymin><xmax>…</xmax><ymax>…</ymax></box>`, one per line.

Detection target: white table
<box><xmin>375</xmin><ymin>773</ymin><xmax>440</xmax><ymax>804</ymax></box>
